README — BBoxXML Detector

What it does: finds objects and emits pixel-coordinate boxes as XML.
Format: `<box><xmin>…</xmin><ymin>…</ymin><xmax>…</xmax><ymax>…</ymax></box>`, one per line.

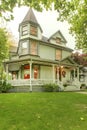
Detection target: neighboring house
<box><xmin>4</xmin><ymin>8</ymin><xmax>80</xmax><ymax>92</ymax></box>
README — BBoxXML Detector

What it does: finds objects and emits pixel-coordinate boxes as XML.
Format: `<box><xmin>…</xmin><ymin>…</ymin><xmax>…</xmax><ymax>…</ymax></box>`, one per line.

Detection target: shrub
<box><xmin>42</xmin><ymin>83</ymin><xmax>59</xmax><ymax>92</ymax></box>
<box><xmin>63</xmin><ymin>83</ymin><xmax>68</xmax><ymax>88</ymax></box>
<box><xmin>0</xmin><ymin>80</ymin><xmax>12</xmax><ymax>93</ymax></box>
<box><xmin>80</xmin><ymin>83</ymin><xmax>86</xmax><ymax>89</ymax></box>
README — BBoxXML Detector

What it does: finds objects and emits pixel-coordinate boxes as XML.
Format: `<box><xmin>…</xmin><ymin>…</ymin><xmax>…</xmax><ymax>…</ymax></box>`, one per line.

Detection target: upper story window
<box><xmin>30</xmin><ymin>25</ymin><xmax>37</xmax><ymax>36</ymax></box>
<box><xmin>56</xmin><ymin>49</ymin><xmax>62</xmax><ymax>60</ymax></box>
<box><xmin>22</xmin><ymin>25</ymin><xmax>28</xmax><ymax>36</ymax></box>
<box><xmin>56</xmin><ymin>37</ymin><xmax>61</xmax><ymax>44</ymax></box>
<box><xmin>21</xmin><ymin>41</ymin><xmax>28</xmax><ymax>54</ymax></box>
<box><xmin>22</xmin><ymin>42</ymin><xmax>27</xmax><ymax>48</ymax></box>
<box><xmin>30</xmin><ymin>41</ymin><xmax>38</xmax><ymax>55</ymax></box>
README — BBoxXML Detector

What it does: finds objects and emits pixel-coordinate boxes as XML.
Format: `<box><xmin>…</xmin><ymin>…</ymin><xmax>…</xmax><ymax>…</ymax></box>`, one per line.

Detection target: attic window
<box><xmin>22</xmin><ymin>25</ymin><xmax>28</xmax><ymax>36</ymax></box>
<box><xmin>30</xmin><ymin>25</ymin><xmax>37</xmax><ymax>36</ymax></box>
<box><xmin>56</xmin><ymin>37</ymin><xmax>61</xmax><ymax>44</ymax></box>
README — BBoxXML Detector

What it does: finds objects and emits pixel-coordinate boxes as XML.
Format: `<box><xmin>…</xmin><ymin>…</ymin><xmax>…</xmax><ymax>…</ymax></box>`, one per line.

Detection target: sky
<box><xmin>7</xmin><ymin>6</ymin><xmax>76</xmax><ymax>50</ymax></box>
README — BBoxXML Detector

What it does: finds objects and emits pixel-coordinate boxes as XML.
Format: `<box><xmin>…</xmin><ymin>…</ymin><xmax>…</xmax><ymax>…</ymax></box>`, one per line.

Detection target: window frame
<box><xmin>30</xmin><ymin>40</ymin><xmax>38</xmax><ymax>55</ymax></box>
<box><xmin>21</xmin><ymin>41</ymin><xmax>28</xmax><ymax>54</ymax></box>
<box><xmin>30</xmin><ymin>25</ymin><xmax>38</xmax><ymax>36</ymax></box>
<box><xmin>22</xmin><ymin>24</ymin><xmax>28</xmax><ymax>36</ymax></box>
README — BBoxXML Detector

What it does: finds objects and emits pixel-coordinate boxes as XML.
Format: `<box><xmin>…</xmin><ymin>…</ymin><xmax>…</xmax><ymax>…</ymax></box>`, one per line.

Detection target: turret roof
<box><xmin>22</xmin><ymin>8</ymin><xmax>38</xmax><ymax>24</ymax></box>
<box><xmin>21</xmin><ymin>8</ymin><xmax>43</xmax><ymax>32</ymax></box>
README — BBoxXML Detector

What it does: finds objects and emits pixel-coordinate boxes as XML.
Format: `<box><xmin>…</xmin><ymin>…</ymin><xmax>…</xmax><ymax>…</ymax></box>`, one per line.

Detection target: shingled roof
<box><xmin>21</xmin><ymin>8</ymin><xmax>43</xmax><ymax>32</ymax></box>
<box><xmin>22</xmin><ymin>8</ymin><xmax>38</xmax><ymax>24</ymax></box>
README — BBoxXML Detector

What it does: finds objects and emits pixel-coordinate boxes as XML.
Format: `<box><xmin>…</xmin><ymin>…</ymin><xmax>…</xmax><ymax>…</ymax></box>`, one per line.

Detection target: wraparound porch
<box><xmin>8</xmin><ymin>78</ymin><xmax>81</xmax><ymax>92</ymax></box>
<box><xmin>5</xmin><ymin>57</ymin><xmax>81</xmax><ymax>92</ymax></box>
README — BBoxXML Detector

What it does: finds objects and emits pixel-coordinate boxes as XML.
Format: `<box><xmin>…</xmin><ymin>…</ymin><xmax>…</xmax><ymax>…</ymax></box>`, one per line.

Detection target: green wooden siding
<box><xmin>39</xmin><ymin>45</ymin><xmax>55</xmax><ymax>60</ymax></box>
<box><xmin>40</xmin><ymin>66</ymin><xmax>53</xmax><ymax>79</ymax></box>
<box><xmin>62</xmin><ymin>50</ymin><xmax>71</xmax><ymax>59</ymax></box>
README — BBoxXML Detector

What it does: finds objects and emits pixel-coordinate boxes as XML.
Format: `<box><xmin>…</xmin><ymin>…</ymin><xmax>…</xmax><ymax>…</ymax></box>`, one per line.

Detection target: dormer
<box><xmin>19</xmin><ymin>8</ymin><xmax>43</xmax><ymax>40</ymax></box>
<box><xmin>48</xmin><ymin>30</ymin><xmax>67</xmax><ymax>47</ymax></box>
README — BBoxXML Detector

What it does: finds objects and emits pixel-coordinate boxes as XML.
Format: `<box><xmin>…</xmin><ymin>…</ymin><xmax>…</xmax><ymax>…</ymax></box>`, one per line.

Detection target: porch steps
<box><xmin>64</xmin><ymin>85</ymin><xmax>80</xmax><ymax>91</ymax></box>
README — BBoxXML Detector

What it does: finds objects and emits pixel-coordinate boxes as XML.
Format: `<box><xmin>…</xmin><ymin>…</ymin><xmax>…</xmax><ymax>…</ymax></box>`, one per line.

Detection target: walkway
<box><xmin>77</xmin><ymin>91</ymin><xmax>87</xmax><ymax>94</ymax></box>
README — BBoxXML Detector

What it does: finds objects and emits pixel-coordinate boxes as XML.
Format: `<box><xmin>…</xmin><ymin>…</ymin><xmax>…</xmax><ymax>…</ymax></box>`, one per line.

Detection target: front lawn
<box><xmin>0</xmin><ymin>92</ymin><xmax>87</xmax><ymax>130</ymax></box>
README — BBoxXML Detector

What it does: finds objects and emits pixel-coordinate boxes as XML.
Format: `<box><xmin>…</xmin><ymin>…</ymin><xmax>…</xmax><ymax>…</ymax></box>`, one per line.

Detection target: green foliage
<box><xmin>42</xmin><ymin>83</ymin><xmax>59</xmax><ymax>92</ymax></box>
<box><xmin>0</xmin><ymin>65</ymin><xmax>12</xmax><ymax>93</ymax></box>
<box><xmin>0</xmin><ymin>65</ymin><xmax>6</xmax><ymax>80</ymax></box>
<box><xmin>54</xmin><ymin>0</ymin><xmax>87</xmax><ymax>50</ymax></box>
<box><xmin>80</xmin><ymin>83</ymin><xmax>87</xmax><ymax>90</ymax></box>
<box><xmin>0</xmin><ymin>80</ymin><xmax>12</xmax><ymax>92</ymax></box>
<box><xmin>0</xmin><ymin>28</ymin><xmax>9</xmax><ymax>63</ymax></box>
<box><xmin>63</xmin><ymin>83</ymin><xmax>68</xmax><ymax>88</ymax></box>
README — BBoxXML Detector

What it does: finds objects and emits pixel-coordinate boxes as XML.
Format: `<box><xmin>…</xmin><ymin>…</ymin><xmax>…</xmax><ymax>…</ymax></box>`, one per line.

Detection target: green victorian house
<box><xmin>4</xmin><ymin>8</ymin><xmax>80</xmax><ymax>92</ymax></box>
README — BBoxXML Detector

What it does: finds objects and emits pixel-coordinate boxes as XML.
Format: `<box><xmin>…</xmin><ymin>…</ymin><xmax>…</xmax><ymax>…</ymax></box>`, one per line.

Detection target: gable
<box><xmin>60</xmin><ymin>57</ymin><xmax>78</xmax><ymax>66</ymax></box>
<box><xmin>48</xmin><ymin>30</ymin><xmax>67</xmax><ymax>46</ymax></box>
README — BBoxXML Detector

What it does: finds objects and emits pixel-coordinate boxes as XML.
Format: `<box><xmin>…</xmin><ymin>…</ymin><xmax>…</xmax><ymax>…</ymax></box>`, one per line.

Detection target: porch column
<box><xmin>18</xmin><ymin>67</ymin><xmax>21</xmax><ymax>79</ymax></box>
<box><xmin>57</xmin><ymin>66</ymin><xmax>59</xmax><ymax>83</ymax></box>
<box><xmin>6</xmin><ymin>64</ymin><xmax>8</xmax><ymax>81</ymax></box>
<box><xmin>77</xmin><ymin>67</ymin><xmax>79</xmax><ymax>81</ymax></box>
<box><xmin>30</xmin><ymin>62</ymin><xmax>32</xmax><ymax>92</ymax></box>
<box><xmin>74</xmin><ymin>69</ymin><xmax>76</xmax><ymax>80</ymax></box>
<box><xmin>52</xmin><ymin>64</ymin><xmax>55</xmax><ymax>83</ymax></box>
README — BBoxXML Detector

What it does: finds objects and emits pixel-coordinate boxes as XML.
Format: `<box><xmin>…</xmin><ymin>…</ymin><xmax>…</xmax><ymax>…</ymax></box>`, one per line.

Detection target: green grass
<box><xmin>0</xmin><ymin>92</ymin><xmax>87</xmax><ymax>130</ymax></box>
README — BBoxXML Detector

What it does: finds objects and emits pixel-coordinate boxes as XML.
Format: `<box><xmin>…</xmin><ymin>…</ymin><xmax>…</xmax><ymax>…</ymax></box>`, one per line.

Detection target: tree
<box><xmin>71</xmin><ymin>52</ymin><xmax>87</xmax><ymax>66</ymax></box>
<box><xmin>0</xmin><ymin>0</ymin><xmax>87</xmax><ymax>50</ymax></box>
<box><xmin>0</xmin><ymin>28</ymin><xmax>9</xmax><ymax>81</ymax></box>
<box><xmin>54</xmin><ymin>0</ymin><xmax>87</xmax><ymax>50</ymax></box>
<box><xmin>0</xmin><ymin>28</ymin><xmax>9</xmax><ymax>64</ymax></box>
<box><xmin>0</xmin><ymin>28</ymin><xmax>17</xmax><ymax>82</ymax></box>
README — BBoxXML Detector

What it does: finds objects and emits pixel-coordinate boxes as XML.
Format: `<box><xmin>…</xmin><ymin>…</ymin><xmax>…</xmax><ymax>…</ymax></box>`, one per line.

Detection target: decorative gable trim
<box><xmin>48</xmin><ymin>30</ymin><xmax>67</xmax><ymax>43</ymax></box>
<box><xmin>60</xmin><ymin>56</ymin><xmax>79</xmax><ymax>66</ymax></box>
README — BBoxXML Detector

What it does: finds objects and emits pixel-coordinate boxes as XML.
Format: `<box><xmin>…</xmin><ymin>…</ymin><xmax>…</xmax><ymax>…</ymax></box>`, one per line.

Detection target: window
<box><xmin>33</xmin><ymin>65</ymin><xmax>39</xmax><ymax>79</ymax></box>
<box><xmin>22</xmin><ymin>25</ymin><xmax>28</xmax><ymax>36</ymax></box>
<box><xmin>30</xmin><ymin>25</ymin><xmax>37</xmax><ymax>36</ymax></box>
<box><xmin>30</xmin><ymin>41</ymin><xmax>37</xmax><ymax>55</ymax></box>
<box><xmin>23</xmin><ymin>65</ymin><xmax>30</xmax><ymax>79</ymax></box>
<box><xmin>22</xmin><ymin>42</ymin><xmax>27</xmax><ymax>49</ymax></box>
<box><xmin>12</xmin><ymin>71</ymin><xmax>18</xmax><ymax>80</ymax></box>
<box><xmin>21</xmin><ymin>41</ymin><xmax>28</xmax><ymax>54</ymax></box>
<box><xmin>56</xmin><ymin>37</ymin><xmax>61</xmax><ymax>44</ymax></box>
<box><xmin>56</xmin><ymin>50</ymin><xmax>62</xmax><ymax>60</ymax></box>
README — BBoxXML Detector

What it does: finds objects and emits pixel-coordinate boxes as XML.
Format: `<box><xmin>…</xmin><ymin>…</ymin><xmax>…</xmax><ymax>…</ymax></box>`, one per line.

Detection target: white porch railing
<box><xmin>8</xmin><ymin>79</ymin><xmax>56</xmax><ymax>86</ymax></box>
<box><xmin>8</xmin><ymin>78</ymin><xmax>82</xmax><ymax>91</ymax></box>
